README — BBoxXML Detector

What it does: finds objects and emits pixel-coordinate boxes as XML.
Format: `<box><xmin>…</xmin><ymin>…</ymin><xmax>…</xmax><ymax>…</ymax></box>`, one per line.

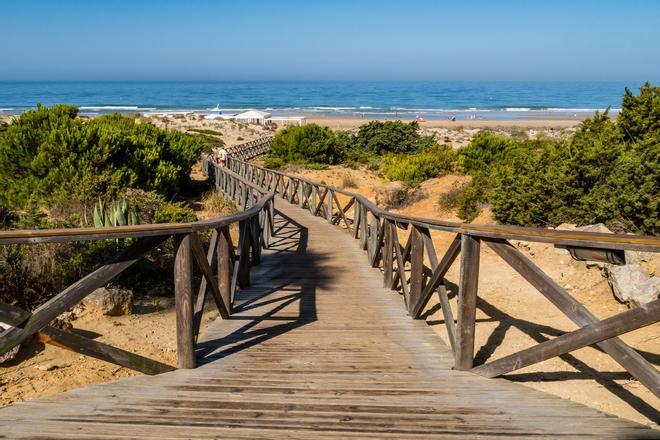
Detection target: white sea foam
<box><xmin>505</xmin><ymin>107</ymin><xmax>532</xmax><ymax>112</ymax></box>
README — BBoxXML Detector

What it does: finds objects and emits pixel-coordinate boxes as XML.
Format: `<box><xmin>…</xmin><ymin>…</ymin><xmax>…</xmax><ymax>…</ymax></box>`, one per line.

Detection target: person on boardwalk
<box><xmin>217</xmin><ymin>146</ymin><xmax>228</xmax><ymax>167</ymax></box>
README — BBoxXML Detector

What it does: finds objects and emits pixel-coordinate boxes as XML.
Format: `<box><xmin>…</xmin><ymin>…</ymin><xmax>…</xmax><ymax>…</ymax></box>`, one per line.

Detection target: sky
<box><xmin>1</xmin><ymin>0</ymin><xmax>659</xmax><ymax>81</ymax></box>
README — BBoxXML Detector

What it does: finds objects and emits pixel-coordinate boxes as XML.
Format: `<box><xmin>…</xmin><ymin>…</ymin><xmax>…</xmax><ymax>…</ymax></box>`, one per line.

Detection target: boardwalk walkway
<box><xmin>0</xmin><ymin>201</ymin><xmax>656</xmax><ymax>439</ymax></box>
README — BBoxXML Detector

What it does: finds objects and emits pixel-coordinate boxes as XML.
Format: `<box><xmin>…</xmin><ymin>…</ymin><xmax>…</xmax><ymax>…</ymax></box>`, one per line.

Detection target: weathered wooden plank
<box><xmin>410</xmin><ymin>234</ymin><xmax>461</xmax><ymax>319</ymax></box>
<box><xmin>238</xmin><ymin>220</ymin><xmax>252</xmax><ymax>289</ymax></box>
<box><xmin>192</xmin><ymin>229</ymin><xmax>219</xmax><ymax>338</ymax></box>
<box><xmin>38</xmin><ymin>326</ymin><xmax>175</xmax><ymax>375</ymax></box>
<box><xmin>190</xmin><ymin>232</ymin><xmax>229</xmax><ymax>320</ymax></box>
<box><xmin>391</xmin><ymin>222</ymin><xmax>410</xmax><ymax>303</ymax></box>
<box><xmin>455</xmin><ymin>234</ymin><xmax>480</xmax><ymax>370</ymax></box>
<box><xmin>174</xmin><ymin>234</ymin><xmax>195</xmax><ymax>369</ymax></box>
<box><xmin>383</xmin><ymin>219</ymin><xmax>393</xmax><ymax>289</ymax></box>
<box><xmin>407</xmin><ymin>226</ymin><xmax>425</xmax><ymax>316</ymax></box>
<box><xmin>472</xmin><ymin>299</ymin><xmax>660</xmax><ymax>379</ymax></box>
<box><xmin>0</xmin><ymin>301</ymin><xmax>173</xmax><ymax>375</ymax></box>
<box><xmin>218</xmin><ymin>226</ymin><xmax>233</xmax><ymax>314</ymax></box>
<box><xmin>485</xmin><ymin>238</ymin><xmax>660</xmax><ymax>397</ymax></box>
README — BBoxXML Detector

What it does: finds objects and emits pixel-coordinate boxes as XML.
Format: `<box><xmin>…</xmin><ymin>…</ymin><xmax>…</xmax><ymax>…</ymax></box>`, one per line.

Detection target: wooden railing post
<box><xmin>455</xmin><ymin>233</ymin><xmax>480</xmax><ymax>370</ymax></box>
<box><xmin>408</xmin><ymin>226</ymin><xmax>425</xmax><ymax>314</ymax></box>
<box><xmin>383</xmin><ymin>219</ymin><xmax>393</xmax><ymax>288</ymax></box>
<box><xmin>327</xmin><ymin>189</ymin><xmax>334</xmax><ymax>223</ymax></box>
<box><xmin>217</xmin><ymin>226</ymin><xmax>232</xmax><ymax>314</ymax></box>
<box><xmin>238</xmin><ymin>220</ymin><xmax>251</xmax><ymax>288</ymax></box>
<box><xmin>175</xmin><ymin>234</ymin><xmax>195</xmax><ymax>369</ymax></box>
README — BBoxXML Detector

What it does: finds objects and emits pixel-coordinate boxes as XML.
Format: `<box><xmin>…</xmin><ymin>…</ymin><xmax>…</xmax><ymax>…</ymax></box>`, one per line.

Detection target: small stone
<box><xmin>83</xmin><ymin>287</ymin><xmax>134</xmax><ymax>316</ymax></box>
<box><xmin>607</xmin><ymin>264</ymin><xmax>660</xmax><ymax>307</ymax></box>
<box><xmin>36</xmin><ymin>364</ymin><xmax>59</xmax><ymax>372</ymax></box>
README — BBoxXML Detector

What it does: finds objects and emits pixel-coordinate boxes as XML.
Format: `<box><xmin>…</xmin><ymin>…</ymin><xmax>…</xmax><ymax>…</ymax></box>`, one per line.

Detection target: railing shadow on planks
<box><xmin>0</xmin><ymin>164</ymin><xmax>275</xmax><ymax>373</ymax></box>
<box><xmin>222</xmin><ymin>155</ymin><xmax>660</xmax><ymax>398</ymax></box>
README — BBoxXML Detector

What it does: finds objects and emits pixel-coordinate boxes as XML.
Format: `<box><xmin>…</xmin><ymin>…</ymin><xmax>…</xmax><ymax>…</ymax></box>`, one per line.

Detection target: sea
<box><xmin>0</xmin><ymin>81</ymin><xmax>637</xmax><ymax>121</ymax></box>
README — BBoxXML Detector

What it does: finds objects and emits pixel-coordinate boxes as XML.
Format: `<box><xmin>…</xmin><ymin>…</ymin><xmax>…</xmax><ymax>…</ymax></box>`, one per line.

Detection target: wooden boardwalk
<box><xmin>0</xmin><ymin>202</ymin><xmax>656</xmax><ymax>439</ymax></box>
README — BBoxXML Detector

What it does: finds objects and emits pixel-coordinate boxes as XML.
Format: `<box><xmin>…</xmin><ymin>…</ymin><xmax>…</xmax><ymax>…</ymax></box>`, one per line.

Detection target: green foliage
<box><xmin>457</xmin><ymin>132</ymin><xmax>518</xmax><ymax>174</ymax></box>
<box><xmin>381</xmin><ymin>145</ymin><xmax>456</xmax><ymax>185</ymax></box>
<box><xmin>93</xmin><ymin>198</ymin><xmax>139</xmax><ymax>227</ymax></box>
<box><xmin>353</xmin><ymin>121</ymin><xmax>435</xmax><ymax>154</ymax></box>
<box><xmin>153</xmin><ymin>201</ymin><xmax>197</xmax><ymax>224</ymax></box>
<box><xmin>270</xmin><ymin>124</ymin><xmax>342</xmax><ymax>164</ymax></box>
<box><xmin>456</xmin><ymin>175</ymin><xmax>491</xmax><ymax>222</ymax></box>
<box><xmin>618</xmin><ymin>82</ymin><xmax>659</xmax><ymax>145</ymax></box>
<box><xmin>0</xmin><ymin>105</ymin><xmax>205</xmax><ymax>211</ymax></box>
<box><xmin>262</xmin><ymin>156</ymin><xmax>285</xmax><ymax>169</ymax></box>
<box><xmin>452</xmin><ymin>83</ymin><xmax>659</xmax><ymax>234</ymax></box>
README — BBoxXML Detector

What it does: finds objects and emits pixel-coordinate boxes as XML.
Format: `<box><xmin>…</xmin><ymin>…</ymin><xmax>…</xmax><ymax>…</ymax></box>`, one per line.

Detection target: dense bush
<box><xmin>0</xmin><ymin>105</ymin><xmax>205</xmax><ymax>211</ymax></box>
<box><xmin>457</xmin><ymin>132</ymin><xmax>518</xmax><ymax>174</ymax></box>
<box><xmin>381</xmin><ymin>145</ymin><xmax>456</xmax><ymax>185</ymax></box>
<box><xmin>353</xmin><ymin>121</ymin><xmax>435</xmax><ymax>154</ymax></box>
<box><xmin>453</xmin><ymin>83</ymin><xmax>659</xmax><ymax>234</ymax></box>
<box><xmin>270</xmin><ymin>124</ymin><xmax>342</xmax><ymax>164</ymax></box>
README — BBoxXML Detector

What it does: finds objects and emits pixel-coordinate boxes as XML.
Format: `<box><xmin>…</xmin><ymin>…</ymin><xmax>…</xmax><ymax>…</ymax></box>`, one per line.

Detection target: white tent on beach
<box><xmin>234</xmin><ymin>109</ymin><xmax>271</xmax><ymax>124</ymax></box>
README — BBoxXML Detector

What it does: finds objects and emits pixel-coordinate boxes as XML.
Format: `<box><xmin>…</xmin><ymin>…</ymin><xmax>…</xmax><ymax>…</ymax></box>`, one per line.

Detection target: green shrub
<box><xmin>381</xmin><ymin>145</ymin><xmax>456</xmax><ymax>185</ymax></box>
<box><xmin>153</xmin><ymin>202</ymin><xmax>197</xmax><ymax>223</ymax></box>
<box><xmin>457</xmin><ymin>132</ymin><xmax>518</xmax><ymax>174</ymax></box>
<box><xmin>353</xmin><ymin>121</ymin><xmax>435</xmax><ymax>154</ymax></box>
<box><xmin>270</xmin><ymin>124</ymin><xmax>342</xmax><ymax>164</ymax></box>
<box><xmin>262</xmin><ymin>156</ymin><xmax>285</xmax><ymax>169</ymax></box>
<box><xmin>0</xmin><ymin>105</ymin><xmax>205</xmax><ymax>211</ymax></box>
<box><xmin>482</xmin><ymin>84</ymin><xmax>659</xmax><ymax>234</ymax></box>
<box><xmin>456</xmin><ymin>175</ymin><xmax>491</xmax><ymax>222</ymax></box>
<box><xmin>438</xmin><ymin>182</ymin><xmax>469</xmax><ymax>212</ymax></box>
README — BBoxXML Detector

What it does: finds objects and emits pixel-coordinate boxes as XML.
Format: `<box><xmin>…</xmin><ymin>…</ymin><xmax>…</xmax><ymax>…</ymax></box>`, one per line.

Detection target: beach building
<box><xmin>267</xmin><ymin>116</ymin><xmax>306</xmax><ymax>126</ymax></box>
<box><xmin>234</xmin><ymin>109</ymin><xmax>271</xmax><ymax>124</ymax></box>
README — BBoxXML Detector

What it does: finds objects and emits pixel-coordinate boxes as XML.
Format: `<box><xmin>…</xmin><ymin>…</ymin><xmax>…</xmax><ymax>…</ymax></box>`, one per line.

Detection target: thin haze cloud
<box><xmin>0</xmin><ymin>0</ymin><xmax>658</xmax><ymax>81</ymax></box>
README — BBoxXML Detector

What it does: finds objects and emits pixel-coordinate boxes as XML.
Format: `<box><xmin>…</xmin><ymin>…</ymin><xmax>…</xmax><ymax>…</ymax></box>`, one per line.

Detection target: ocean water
<box><xmin>0</xmin><ymin>81</ymin><xmax>635</xmax><ymax>120</ymax></box>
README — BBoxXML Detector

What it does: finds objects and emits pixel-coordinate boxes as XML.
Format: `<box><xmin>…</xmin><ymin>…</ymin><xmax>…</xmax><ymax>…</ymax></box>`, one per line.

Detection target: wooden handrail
<box><xmin>229</xmin><ymin>158</ymin><xmax>660</xmax><ymax>252</ymax></box>
<box><xmin>0</xmin><ymin>163</ymin><xmax>275</xmax><ymax>372</ymax></box>
<box><xmin>225</xmin><ymin>155</ymin><xmax>660</xmax><ymax>398</ymax></box>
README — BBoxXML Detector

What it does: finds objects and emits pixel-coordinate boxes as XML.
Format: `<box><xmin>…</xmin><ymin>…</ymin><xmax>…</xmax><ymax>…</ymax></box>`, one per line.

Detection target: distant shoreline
<box><xmin>304</xmin><ymin>115</ymin><xmax>584</xmax><ymax>129</ymax></box>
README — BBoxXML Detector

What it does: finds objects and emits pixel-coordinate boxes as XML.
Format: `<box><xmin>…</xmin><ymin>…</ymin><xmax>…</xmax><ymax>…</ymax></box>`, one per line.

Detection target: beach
<box><xmin>304</xmin><ymin>114</ymin><xmax>584</xmax><ymax>129</ymax></box>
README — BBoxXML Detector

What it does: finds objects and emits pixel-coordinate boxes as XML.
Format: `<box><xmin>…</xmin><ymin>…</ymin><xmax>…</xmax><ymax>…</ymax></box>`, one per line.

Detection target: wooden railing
<box><xmin>0</xmin><ymin>164</ymin><xmax>275</xmax><ymax>372</ymax></box>
<box><xmin>226</xmin><ymin>156</ymin><xmax>660</xmax><ymax>397</ymax></box>
<box><xmin>226</xmin><ymin>136</ymin><xmax>273</xmax><ymax>161</ymax></box>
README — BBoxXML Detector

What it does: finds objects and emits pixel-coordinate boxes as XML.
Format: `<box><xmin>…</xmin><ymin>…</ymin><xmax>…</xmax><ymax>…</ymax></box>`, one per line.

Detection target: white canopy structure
<box><xmin>234</xmin><ymin>109</ymin><xmax>272</xmax><ymax>124</ymax></box>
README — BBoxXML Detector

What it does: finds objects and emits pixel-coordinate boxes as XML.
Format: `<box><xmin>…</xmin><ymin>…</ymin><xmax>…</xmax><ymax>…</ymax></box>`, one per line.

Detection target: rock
<box><xmin>576</xmin><ymin>223</ymin><xmax>613</xmax><ymax>234</ymax></box>
<box><xmin>83</xmin><ymin>288</ymin><xmax>134</xmax><ymax>316</ymax></box>
<box><xmin>35</xmin><ymin>364</ymin><xmax>59</xmax><ymax>372</ymax></box>
<box><xmin>607</xmin><ymin>264</ymin><xmax>660</xmax><ymax>308</ymax></box>
<box><xmin>0</xmin><ymin>323</ymin><xmax>19</xmax><ymax>364</ymax></box>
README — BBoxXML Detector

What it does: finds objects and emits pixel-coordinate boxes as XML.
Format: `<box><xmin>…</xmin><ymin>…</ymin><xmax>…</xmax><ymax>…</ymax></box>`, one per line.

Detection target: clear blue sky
<box><xmin>1</xmin><ymin>0</ymin><xmax>659</xmax><ymax>81</ymax></box>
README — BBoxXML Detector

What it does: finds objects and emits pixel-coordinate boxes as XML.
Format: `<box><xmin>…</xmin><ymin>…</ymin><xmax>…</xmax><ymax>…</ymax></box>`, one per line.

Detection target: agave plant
<box><xmin>93</xmin><ymin>198</ymin><xmax>139</xmax><ymax>227</ymax></box>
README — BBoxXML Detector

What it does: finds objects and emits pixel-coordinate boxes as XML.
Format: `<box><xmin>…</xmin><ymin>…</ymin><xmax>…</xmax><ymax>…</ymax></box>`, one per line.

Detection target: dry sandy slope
<box><xmin>286</xmin><ymin>165</ymin><xmax>660</xmax><ymax>428</ymax></box>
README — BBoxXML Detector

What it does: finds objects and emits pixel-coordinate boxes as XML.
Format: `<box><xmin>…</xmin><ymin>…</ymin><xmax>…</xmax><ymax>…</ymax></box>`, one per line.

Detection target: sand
<box><xmin>306</xmin><ymin>115</ymin><xmax>584</xmax><ymax>130</ymax></box>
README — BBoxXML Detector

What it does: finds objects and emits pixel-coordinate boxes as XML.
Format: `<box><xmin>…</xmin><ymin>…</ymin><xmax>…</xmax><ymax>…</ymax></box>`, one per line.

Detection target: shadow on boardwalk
<box><xmin>197</xmin><ymin>210</ymin><xmax>329</xmax><ymax>364</ymax></box>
